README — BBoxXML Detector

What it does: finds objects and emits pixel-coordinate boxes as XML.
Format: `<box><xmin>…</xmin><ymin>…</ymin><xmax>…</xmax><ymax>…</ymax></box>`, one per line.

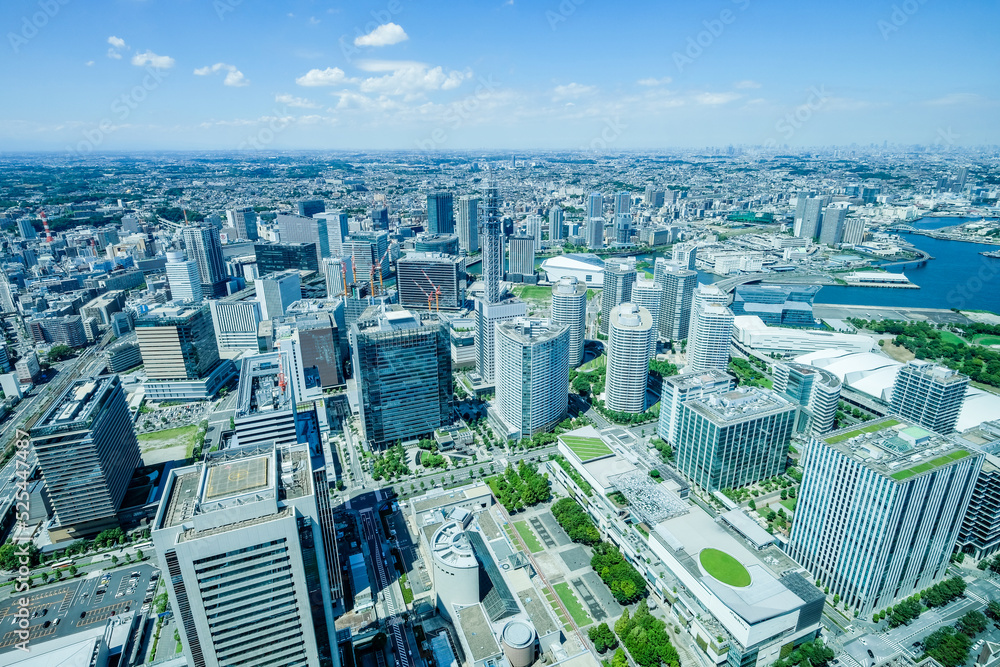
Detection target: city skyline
<box><xmin>1</xmin><ymin>0</ymin><xmax>998</xmax><ymax>151</ymax></box>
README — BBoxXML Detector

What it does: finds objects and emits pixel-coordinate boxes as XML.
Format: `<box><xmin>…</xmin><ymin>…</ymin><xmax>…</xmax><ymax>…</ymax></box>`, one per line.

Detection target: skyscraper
<box><xmin>796</xmin><ymin>197</ymin><xmax>824</xmax><ymax>240</ymax></box>
<box><xmin>657</xmin><ymin>370</ymin><xmax>736</xmax><ymax>446</ymax></box>
<box><xmin>456</xmin><ymin>195</ymin><xmax>479</xmax><ymax>254</ymax></box>
<box><xmin>819</xmin><ymin>206</ymin><xmax>847</xmax><ymax>246</ymax></box>
<box><xmin>255</xmin><ymin>242</ymin><xmax>319</xmax><ymax>274</ymax></box>
<box><xmin>687</xmin><ymin>292</ymin><xmax>734</xmax><ymax>373</ymax></box>
<box><xmin>209</xmin><ymin>299</ymin><xmax>262</xmax><ymax>351</ymax></box>
<box><xmin>507</xmin><ymin>235</ymin><xmax>535</xmax><ymax>280</ymax></box>
<box><xmin>16</xmin><ymin>218</ymin><xmax>36</xmax><ymax>240</ymax></box>
<box><xmin>427</xmin><ymin>191</ymin><xmax>455</xmax><ymax>235</ymax></box>
<box><xmin>397</xmin><ymin>253</ymin><xmax>466</xmax><ymax>311</ymax></box>
<box><xmin>493</xmin><ymin>319</ymin><xmax>570</xmax><ymax>438</ymax></box>
<box><xmin>675</xmin><ymin>387</ymin><xmax>795</xmax><ymax>491</ymax></box>
<box><xmin>550</xmin><ymin>277</ymin><xmax>587</xmax><ymax>367</ymax></box>
<box><xmin>890</xmin><ymin>360</ymin><xmax>969</xmax><ymax>434</ymax></box>
<box><xmin>841</xmin><ymin>217</ymin><xmax>868</xmax><ymax>245</ymax></box>
<box><xmin>525</xmin><ymin>214</ymin><xmax>543</xmax><ymax>251</ymax></box>
<box><xmin>476</xmin><ymin>299</ymin><xmax>527</xmax><ymax>384</ymax></box>
<box><xmin>586</xmin><ymin>217</ymin><xmax>605</xmax><ymax>249</ymax></box>
<box><xmin>370</xmin><ymin>205</ymin><xmax>389</xmax><ymax>230</ymax></box>
<box><xmin>654</xmin><ymin>259</ymin><xmax>697</xmax><ymax>341</ymax></box>
<box><xmin>234</xmin><ymin>351</ymin><xmax>300</xmax><ymax>448</ymax></box>
<box><xmin>165</xmin><ymin>250</ymin><xmax>203</xmax><ymax>303</ymax></box>
<box><xmin>587</xmin><ymin>192</ymin><xmax>603</xmax><ymax>220</ymax></box>
<box><xmin>351</xmin><ymin>305</ymin><xmax>452</xmax><ymax>448</ymax></box>
<box><xmin>152</xmin><ymin>442</ymin><xmax>338</xmax><ymax>667</ymax></box>
<box><xmin>298</xmin><ymin>198</ymin><xmax>325</xmax><ymax>218</ymax></box>
<box><xmin>773</xmin><ymin>362</ymin><xmax>841</xmax><ymax>436</ymax></box>
<box><xmin>31</xmin><ymin>375</ymin><xmax>140</xmax><ymax>540</ymax></box>
<box><xmin>606</xmin><ymin>303</ymin><xmax>653</xmax><ymax>414</ymax></box>
<box><xmin>182</xmin><ymin>225</ymin><xmax>229</xmax><ymax>297</ymax></box>
<box><xmin>316</xmin><ymin>211</ymin><xmax>349</xmax><ymax>256</ymax></box>
<box><xmin>226</xmin><ymin>205</ymin><xmax>258</xmax><ymax>241</ymax></box>
<box><xmin>277</xmin><ymin>213</ymin><xmax>330</xmax><ymax>265</ymax></box>
<box><xmin>687</xmin><ymin>284</ymin><xmax>730</xmax><ymax>351</ymax></box>
<box><xmin>599</xmin><ymin>262</ymin><xmax>636</xmax><ymax>335</ymax></box>
<box><xmin>614</xmin><ymin>213</ymin><xmax>633</xmax><ymax>245</ymax></box>
<box><xmin>323</xmin><ymin>256</ymin><xmax>353</xmax><ymax>299</ymax></box>
<box><xmin>613</xmin><ymin>192</ymin><xmax>630</xmax><ymax>217</ymax></box>
<box><xmin>257</xmin><ymin>270</ymin><xmax>302</xmax><ymax>321</ymax></box>
<box><xmin>135</xmin><ymin>303</ymin><xmax>221</xmax><ymax>381</ymax></box>
<box><xmin>671</xmin><ymin>243</ymin><xmax>697</xmax><ymax>270</ymax></box>
<box><xmin>481</xmin><ymin>181</ymin><xmax>503</xmax><ymax>304</ymax></box>
<box><xmin>548</xmin><ymin>206</ymin><xmax>564</xmax><ymax>240</ymax></box>
<box><xmin>630</xmin><ymin>277</ymin><xmax>662</xmax><ymax>358</ymax></box>
<box><xmin>788</xmin><ymin>418</ymin><xmax>982</xmax><ymax>615</ymax></box>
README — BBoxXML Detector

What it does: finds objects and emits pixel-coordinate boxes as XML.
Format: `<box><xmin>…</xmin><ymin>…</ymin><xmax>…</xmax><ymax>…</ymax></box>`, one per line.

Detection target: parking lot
<box><xmin>0</xmin><ymin>563</ymin><xmax>157</xmax><ymax>649</ymax></box>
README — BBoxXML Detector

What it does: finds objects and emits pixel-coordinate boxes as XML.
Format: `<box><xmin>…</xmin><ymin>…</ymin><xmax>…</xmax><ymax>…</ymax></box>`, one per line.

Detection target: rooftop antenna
<box><xmin>39</xmin><ymin>210</ymin><xmax>53</xmax><ymax>242</ymax></box>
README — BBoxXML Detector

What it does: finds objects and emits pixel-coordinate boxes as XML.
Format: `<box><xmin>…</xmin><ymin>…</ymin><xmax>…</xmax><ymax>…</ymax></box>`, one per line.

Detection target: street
<box><xmin>360</xmin><ymin>507</ymin><xmax>413</xmax><ymax>667</ymax></box>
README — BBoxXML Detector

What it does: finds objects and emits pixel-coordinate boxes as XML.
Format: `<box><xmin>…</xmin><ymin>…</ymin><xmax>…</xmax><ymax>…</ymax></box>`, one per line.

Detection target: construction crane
<box><xmin>350</xmin><ymin>251</ymin><xmax>360</xmax><ymax>298</ymax></box>
<box><xmin>375</xmin><ymin>247</ymin><xmax>391</xmax><ymax>294</ymax></box>
<box><xmin>182</xmin><ymin>209</ymin><xmax>190</xmax><ymax>225</ymax></box>
<box><xmin>420</xmin><ymin>269</ymin><xmax>442</xmax><ymax>313</ymax></box>
<box><xmin>340</xmin><ymin>261</ymin><xmax>350</xmax><ymax>298</ymax></box>
<box><xmin>277</xmin><ymin>353</ymin><xmax>287</xmax><ymax>394</ymax></box>
<box><xmin>38</xmin><ymin>210</ymin><xmax>53</xmax><ymax>242</ymax></box>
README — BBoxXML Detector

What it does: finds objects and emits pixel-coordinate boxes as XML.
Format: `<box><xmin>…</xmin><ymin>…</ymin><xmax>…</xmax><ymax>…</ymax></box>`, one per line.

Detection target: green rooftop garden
<box><xmin>699</xmin><ymin>548</ymin><xmax>751</xmax><ymax>587</ymax></box>
<box><xmin>560</xmin><ymin>435</ymin><xmax>612</xmax><ymax>461</ymax></box>
<box><xmin>890</xmin><ymin>449</ymin><xmax>971</xmax><ymax>480</ymax></box>
<box><xmin>825</xmin><ymin>418</ymin><xmax>901</xmax><ymax>445</ymax></box>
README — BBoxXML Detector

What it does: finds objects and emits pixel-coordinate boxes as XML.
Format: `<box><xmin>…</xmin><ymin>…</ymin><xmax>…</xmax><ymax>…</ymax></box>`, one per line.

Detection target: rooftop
<box><xmin>497</xmin><ymin>318</ymin><xmax>568</xmax><ymax>346</ymax></box>
<box><xmin>685</xmin><ymin>387</ymin><xmax>794</xmax><ymax>424</ymax></box>
<box><xmin>456</xmin><ymin>604</ymin><xmax>501</xmax><ymax>662</ymax></box>
<box><xmin>236</xmin><ymin>352</ymin><xmax>296</xmax><ymax>417</ymax></box>
<box><xmin>33</xmin><ymin>376</ymin><xmax>117</xmax><ymax>435</ymax></box>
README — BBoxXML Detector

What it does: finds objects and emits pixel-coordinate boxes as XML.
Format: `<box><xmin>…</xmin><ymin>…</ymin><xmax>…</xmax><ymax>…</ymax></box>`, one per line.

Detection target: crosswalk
<box><xmin>361</xmin><ymin>510</ymin><xmax>410</xmax><ymax>667</ymax></box>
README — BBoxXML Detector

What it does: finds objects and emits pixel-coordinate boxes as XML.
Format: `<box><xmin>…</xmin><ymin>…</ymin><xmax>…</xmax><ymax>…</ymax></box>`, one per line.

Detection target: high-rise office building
<box><xmin>687</xmin><ymin>294</ymin><xmax>734</xmax><ymax>373</ymax></box>
<box><xmin>297</xmin><ymin>198</ymin><xmax>325</xmax><ymax>218</ymax></box>
<box><xmin>226</xmin><ymin>205</ymin><xmax>259</xmax><ymax>241</ymax></box>
<box><xmin>731</xmin><ymin>284</ymin><xmax>821</xmax><ymax>327</ymax></box>
<box><xmin>890</xmin><ymin>360</ymin><xmax>969</xmax><ymax>434</ymax></box>
<box><xmin>841</xmin><ymin>217</ymin><xmax>868</xmax><ymax>245</ymax></box>
<box><xmin>687</xmin><ymin>284</ymin><xmax>730</xmax><ymax>352</ymax></box>
<box><xmin>475</xmin><ymin>299</ymin><xmax>527</xmax><ymax>384</ymax></box>
<box><xmin>135</xmin><ymin>303</ymin><xmax>221</xmax><ymax>381</ymax></box>
<box><xmin>414</xmin><ymin>233</ymin><xmax>460</xmax><ymax>255</ymax></box>
<box><xmin>182</xmin><ymin>225</ymin><xmax>229</xmax><ymax>297</ymax></box>
<box><xmin>958</xmin><ymin>425</ymin><xmax>1000</xmax><ymax>559</ymax></box>
<box><xmin>796</xmin><ymin>197</ymin><xmax>824</xmax><ymax>240</ymax></box>
<box><xmin>31</xmin><ymin>375</ymin><xmax>140</xmax><ymax>541</ymax></box>
<box><xmin>631</xmin><ymin>277</ymin><xmax>661</xmax><ymax>359</ymax></box>
<box><xmin>599</xmin><ymin>262</ymin><xmax>636</xmax><ymax>335</ymax></box>
<box><xmin>507</xmin><ymin>235</ymin><xmax>535</xmax><ymax>280</ymax></box>
<box><xmin>819</xmin><ymin>206</ymin><xmax>847</xmax><ymax>246</ymax></box>
<box><xmin>271</xmin><ymin>310</ymin><xmax>346</xmax><ymax>396</ymax></box>
<box><xmin>671</xmin><ymin>243</ymin><xmax>697</xmax><ymax>270</ymax></box>
<box><xmin>277</xmin><ymin>213</ymin><xmax>330</xmax><ymax>265</ymax></box>
<box><xmin>613</xmin><ymin>213</ymin><xmax>633</xmax><ymax>245</ymax></box>
<box><xmin>209</xmin><ymin>299</ymin><xmax>262</xmax><ymax>351</ymax></box>
<box><xmin>344</xmin><ymin>230</ymin><xmax>390</xmax><ymax>279</ymax></box>
<box><xmin>613</xmin><ymin>192</ymin><xmax>630</xmax><ymax>217</ymax></box>
<box><xmin>606</xmin><ymin>303</ymin><xmax>653</xmax><ymax>414</ymax></box>
<box><xmin>586</xmin><ymin>217</ymin><xmax>605</xmax><ymax>249</ymax></box>
<box><xmin>548</xmin><ymin>206</ymin><xmax>564</xmax><ymax>241</ymax></box>
<box><xmin>456</xmin><ymin>196</ymin><xmax>479</xmax><ymax>254</ymax></box>
<box><xmin>255</xmin><ymin>242</ymin><xmax>320</xmax><ymax>274</ymax></box>
<box><xmin>427</xmin><ymin>191</ymin><xmax>455</xmax><ymax>235</ymax></box>
<box><xmin>165</xmin><ymin>250</ymin><xmax>203</xmax><ymax>303</ymax></box>
<box><xmin>788</xmin><ymin>418</ymin><xmax>982</xmax><ymax>615</ymax></box>
<box><xmin>370</xmin><ymin>205</ymin><xmax>389</xmax><ymax>230</ymax></box>
<box><xmin>257</xmin><ymin>270</ymin><xmax>302</xmax><ymax>321</ymax></box>
<box><xmin>234</xmin><ymin>351</ymin><xmax>300</xmax><ymax>448</ymax></box>
<box><xmin>587</xmin><ymin>192</ymin><xmax>603</xmax><ymax>220</ymax></box>
<box><xmin>16</xmin><ymin>218</ymin><xmax>36</xmax><ymax>240</ymax></box>
<box><xmin>654</xmin><ymin>259</ymin><xmax>698</xmax><ymax>341</ymax></box>
<box><xmin>152</xmin><ymin>441</ymin><xmax>339</xmax><ymax>667</ymax></box>
<box><xmin>397</xmin><ymin>253</ymin><xmax>466</xmax><ymax>311</ymax></box>
<box><xmin>675</xmin><ymin>387</ymin><xmax>795</xmax><ymax>491</ymax></box>
<box><xmin>493</xmin><ymin>319</ymin><xmax>570</xmax><ymax>438</ymax></box>
<box><xmin>525</xmin><ymin>215</ymin><xmax>543</xmax><ymax>251</ymax></box>
<box><xmin>550</xmin><ymin>277</ymin><xmax>587</xmax><ymax>367</ymax></box>
<box><xmin>323</xmin><ymin>256</ymin><xmax>353</xmax><ymax>299</ymax></box>
<box><xmin>657</xmin><ymin>370</ymin><xmax>736</xmax><ymax>446</ymax></box>
<box><xmin>351</xmin><ymin>306</ymin><xmax>452</xmax><ymax>448</ymax></box>
<box><xmin>316</xmin><ymin>211</ymin><xmax>349</xmax><ymax>256</ymax></box>
<box><xmin>773</xmin><ymin>362</ymin><xmax>841</xmax><ymax>436</ymax></box>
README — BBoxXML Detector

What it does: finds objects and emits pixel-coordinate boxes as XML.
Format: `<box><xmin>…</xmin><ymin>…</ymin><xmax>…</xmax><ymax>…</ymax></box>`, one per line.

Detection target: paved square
<box><xmin>560</xmin><ymin>547</ymin><xmax>591</xmax><ymax>572</ymax></box>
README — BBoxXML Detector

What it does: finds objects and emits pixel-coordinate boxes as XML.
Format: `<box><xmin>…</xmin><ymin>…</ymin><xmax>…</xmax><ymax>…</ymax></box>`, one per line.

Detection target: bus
<box><xmin>50</xmin><ymin>559</ymin><xmax>73</xmax><ymax>570</ymax></box>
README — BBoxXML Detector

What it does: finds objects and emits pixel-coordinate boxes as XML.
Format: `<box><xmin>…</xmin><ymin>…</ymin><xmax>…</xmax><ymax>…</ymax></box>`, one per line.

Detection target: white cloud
<box><xmin>308</xmin><ymin>16</ymin><xmax>320</xmax><ymax>25</ymax></box>
<box><xmin>694</xmin><ymin>92</ymin><xmax>741</xmax><ymax>105</ymax></box>
<box><xmin>275</xmin><ymin>93</ymin><xmax>321</xmax><ymax>109</ymax></box>
<box><xmin>734</xmin><ymin>80</ymin><xmax>761</xmax><ymax>89</ymax></box>
<box><xmin>922</xmin><ymin>93</ymin><xmax>984</xmax><ymax>106</ymax></box>
<box><xmin>194</xmin><ymin>63</ymin><xmax>249</xmax><ymax>87</ymax></box>
<box><xmin>552</xmin><ymin>83</ymin><xmax>597</xmax><ymax>100</ymax></box>
<box><xmin>85</xmin><ymin>60</ymin><xmax>94</xmax><ymax>67</ymax></box>
<box><xmin>354</xmin><ymin>22</ymin><xmax>409</xmax><ymax>47</ymax></box>
<box><xmin>132</xmin><ymin>50</ymin><xmax>175</xmax><ymax>69</ymax></box>
<box><xmin>637</xmin><ymin>77</ymin><xmax>671</xmax><ymax>87</ymax></box>
<box><xmin>356</xmin><ymin>61</ymin><xmax>471</xmax><ymax>96</ymax></box>
<box><xmin>107</xmin><ymin>36</ymin><xmax>126</xmax><ymax>49</ymax></box>
<box><xmin>296</xmin><ymin>67</ymin><xmax>351</xmax><ymax>87</ymax></box>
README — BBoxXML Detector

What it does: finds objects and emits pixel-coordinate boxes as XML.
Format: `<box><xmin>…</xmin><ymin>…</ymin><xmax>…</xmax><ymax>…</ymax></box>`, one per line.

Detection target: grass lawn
<box><xmin>890</xmin><ymin>449</ymin><xmax>970</xmax><ymax>480</ymax></box>
<box><xmin>780</xmin><ymin>498</ymin><xmax>797</xmax><ymax>512</ymax></box>
<box><xmin>580</xmin><ymin>354</ymin><xmax>606</xmax><ymax>372</ymax></box>
<box><xmin>514</xmin><ymin>521</ymin><xmax>544</xmax><ymax>553</ymax></box>
<box><xmin>973</xmin><ymin>334</ymin><xmax>1000</xmax><ymax>347</ymax></box>
<box><xmin>699</xmin><ymin>548</ymin><xmax>751</xmax><ymax>587</ymax></box>
<box><xmin>939</xmin><ymin>330</ymin><xmax>966</xmax><ymax>346</ymax></box>
<box><xmin>554</xmin><ymin>582</ymin><xmax>592</xmax><ymax>627</ymax></box>
<box><xmin>560</xmin><ymin>436</ymin><xmax>612</xmax><ymax>461</ymax></box>
<box><xmin>513</xmin><ymin>285</ymin><xmax>552</xmax><ymax>301</ymax></box>
<box><xmin>825</xmin><ymin>419</ymin><xmax>900</xmax><ymax>444</ymax></box>
<box><xmin>137</xmin><ymin>424</ymin><xmax>200</xmax><ymax>456</ymax></box>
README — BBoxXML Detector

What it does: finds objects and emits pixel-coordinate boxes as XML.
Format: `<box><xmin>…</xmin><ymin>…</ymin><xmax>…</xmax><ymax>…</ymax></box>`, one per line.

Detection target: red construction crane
<box><xmin>350</xmin><ymin>251</ymin><xmax>360</xmax><ymax>298</ymax></box>
<box><xmin>375</xmin><ymin>246</ymin><xmax>391</xmax><ymax>294</ymax></box>
<box><xmin>39</xmin><ymin>210</ymin><xmax>53</xmax><ymax>242</ymax></box>
<box><xmin>277</xmin><ymin>353</ymin><xmax>287</xmax><ymax>394</ymax></box>
<box><xmin>420</xmin><ymin>269</ymin><xmax>442</xmax><ymax>313</ymax></box>
<box><xmin>340</xmin><ymin>262</ymin><xmax>350</xmax><ymax>298</ymax></box>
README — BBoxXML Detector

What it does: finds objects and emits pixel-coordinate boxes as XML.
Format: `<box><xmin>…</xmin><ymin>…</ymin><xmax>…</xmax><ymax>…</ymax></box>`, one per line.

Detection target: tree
<box><xmin>588</xmin><ymin>623</ymin><xmax>617</xmax><ymax>653</ymax></box>
<box><xmin>111</xmin><ymin>555</ymin><xmax>118</xmax><ymax>566</ymax></box>
<box><xmin>986</xmin><ymin>600</ymin><xmax>1000</xmax><ymax>622</ymax></box>
<box><xmin>46</xmin><ymin>344</ymin><xmax>73</xmax><ymax>362</ymax></box>
<box><xmin>958</xmin><ymin>610</ymin><xmax>988</xmax><ymax>636</ymax></box>
<box><xmin>373</xmin><ymin>632</ymin><xmax>388</xmax><ymax>651</ymax></box>
<box><xmin>922</xmin><ymin>625</ymin><xmax>973</xmax><ymax>667</ymax></box>
<box><xmin>773</xmin><ymin>640</ymin><xmax>834</xmax><ymax>667</ymax></box>
<box><xmin>136</xmin><ymin>548</ymin><xmax>144</xmax><ymax>560</ymax></box>
<box><xmin>611</xmin><ymin>648</ymin><xmax>628</xmax><ymax>667</ymax></box>
<box><xmin>68</xmin><ymin>564</ymin><xmax>78</xmax><ymax>577</ymax></box>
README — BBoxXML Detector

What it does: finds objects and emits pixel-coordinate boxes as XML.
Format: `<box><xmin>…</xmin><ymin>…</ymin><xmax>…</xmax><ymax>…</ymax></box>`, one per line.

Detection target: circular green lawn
<box><xmin>699</xmin><ymin>548</ymin><xmax>751</xmax><ymax>587</ymax></box>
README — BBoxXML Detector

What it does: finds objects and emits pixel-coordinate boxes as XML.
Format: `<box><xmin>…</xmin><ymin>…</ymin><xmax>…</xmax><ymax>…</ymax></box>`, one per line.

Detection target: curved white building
<box><xmin>551</xmin><ymin>277</ymin><xmax>587</xmax><ymax>367</ymax></box>
<box><xmin>687</xmin><ymin>300</ymin><xmax>734</xmax><ymax>374</ymax></box>
<box><xmin>539</xmin><ymin>253</ymin><xmax>605</xmax><ymax>287</ymax></box>
<box><xmin>606</xmin><ymin>303</ymin><xmax>653</xmax><ymax>413</ymax></box>
<box><xmin>431</xmin><ymin>520</ymin><xmax>480</xmax><ymax>620</ymax></box>
<box><xmin>773</xmin><ymin>362</ymin><xmax>842</xmax><ymax>436</ymax></box>
<box><xmin>495</xmin><ymin>319</ymin><xmax>570</xmax><ymax>437</ymax></box>
<box><xmin>500</xmin><ymin>620</ymin><xmax>537</xmax><ymax>667</ymax></box>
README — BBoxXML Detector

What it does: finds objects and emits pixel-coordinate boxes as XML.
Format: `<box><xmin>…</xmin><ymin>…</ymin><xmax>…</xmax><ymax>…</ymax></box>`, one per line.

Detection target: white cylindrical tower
<box><xmin>550</xmin><ymin>277</ymin><xmax>587</xmax><ymax>367</ymax></box>
<box><xmin>606</xmin><ymin>303</ymin><xmax>653</xmax><ymax>414</ymax></box>
<box><xmin>431</xmin><ymin>521</ymin><xmax>480</xmax><ymax>621</ymax></box>
<box><xmin>500</xmin><ymin>620</ymin><xmax>537</xmax><ymax>667</ymax></box>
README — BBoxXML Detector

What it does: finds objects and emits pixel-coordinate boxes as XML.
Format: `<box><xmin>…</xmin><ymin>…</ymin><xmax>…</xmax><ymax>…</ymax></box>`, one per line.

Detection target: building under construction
<box><xmin>396</xmin><ymin>252</ymin><xmax>466</xmax><ymax>312</ymax></box>
<box><xmin>234</xmin><ymin>351</ymin><xmax>299</xmax><ymax>448</ymax></box>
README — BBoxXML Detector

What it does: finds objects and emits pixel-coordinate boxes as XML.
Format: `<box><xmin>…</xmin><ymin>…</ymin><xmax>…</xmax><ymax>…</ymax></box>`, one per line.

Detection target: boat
<box><xmin>980</xmin><ymin>250</ymin><xmax>1000</xmax><ymax>259</ymax></box>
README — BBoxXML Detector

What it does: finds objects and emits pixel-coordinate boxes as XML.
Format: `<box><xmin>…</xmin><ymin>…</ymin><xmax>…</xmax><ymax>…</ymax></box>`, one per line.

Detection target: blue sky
<box><xmin>1</xmin><ymin>0</ymin><xmax>997</xmax><ymax>151</ymax></box>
